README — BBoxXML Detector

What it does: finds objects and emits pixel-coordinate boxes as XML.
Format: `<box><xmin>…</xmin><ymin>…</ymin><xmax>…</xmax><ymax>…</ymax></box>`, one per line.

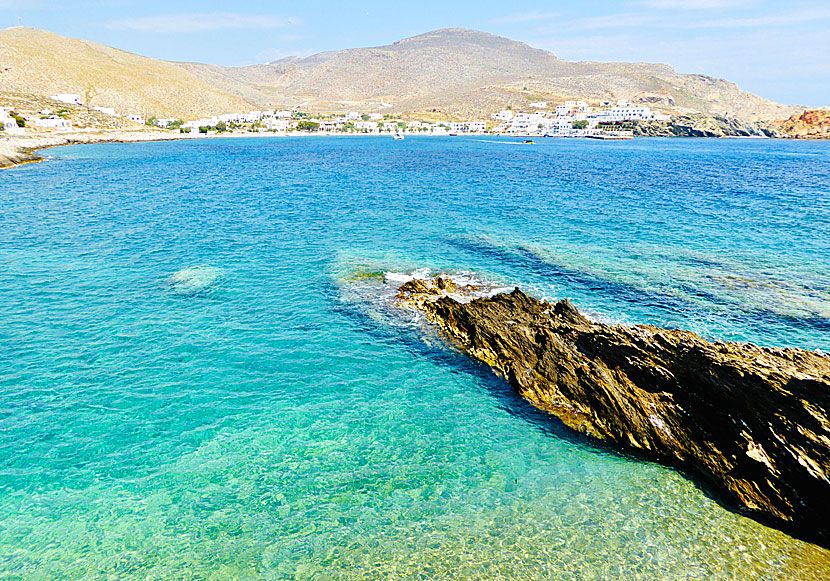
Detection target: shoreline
<box><xmin>0</xmin><ymin>129</ymin><xmax>190</xmax><ymax>169</ymax></box>
<box><xmin>3</xmin><ymin>128</ymin><xmax>825</xmax><ymax>171</ymax></box>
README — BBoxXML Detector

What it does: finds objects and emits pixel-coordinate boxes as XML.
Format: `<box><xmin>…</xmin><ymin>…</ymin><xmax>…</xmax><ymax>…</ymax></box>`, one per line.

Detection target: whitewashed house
<box><xmin>34</xmin><ymin>116</ymin><xmax>72</xmax><ymax>130</ymax></box>
<box><xmin>345</xmin><ymin>112</ymin><xmax>361</xmax><ymax>121</ymax></box>
<box><xmin>50</xmin><ymin>93</ymin><xmax>82</xmax><ymax>105</ymax></box>
<box><xmin>353</xmin><ymin>121</ymin><xmax>378</xmax><ymax>132</ymax></box>
<box><xmin>530</xmin><ymin>102</ymin><xmax>547</xmax><ymax>109</ymax></box>
<box><xmin>126</xmin><ymin>114</ymin><xmax>145</xmax><ymax>124</ymax></box>
<box><xmin>264</xmin><ymin>118</ymin><xmax>290</xmax><ymax>131</ymax></box>
<box><xmin>241</xmin><ymin>111</ymin><xmax>262</xmax><ymax>123</ymax></box>
<box><xmin>92</xmin><ymin>106</ymin><xmax>117</xmax><ymax>116</ymax></box>
<box><xmin>466</xmin><ymin>121</ymin><xmax>486</xmax><ymax>133</ymax></box>
<box><xmin>1</xmin><ymin>108</ymin><xmax>24</xmax><ymax>133</ymax></box>
<box><xmin>491</xmin><ymin>110</ymin><xmax>514</xmax><ymax>121</ymax></box>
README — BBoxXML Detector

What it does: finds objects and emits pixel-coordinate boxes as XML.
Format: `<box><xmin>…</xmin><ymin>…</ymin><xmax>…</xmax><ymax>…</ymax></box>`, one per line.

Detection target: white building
<box><xmin>353</xmin><ymin>121</ymin><xmax>378</xmax><ymax>132</ymax></box>
<box><xmin>264</xmin><ymin>118</ymin><xmax>290</xmax><ymax>131</ymax></box>
<box><xmin>530</xmin><ymin>102</ymin><xmax>547</xmax><ymax>109</ymax></box>
<box><xmin>466</xmin><ymin>121</ymin><xmax>486</xmax><ymax>133</ymax></box>
<box><xmin>126</xmin><ymin>114</ymin><xmax>145</xmax><ymax>124</ymax></box>
<box><xmin>34</xmin><ymin>116</ymin><xmax>72</xmax><ymax>130</ymax></box>
<box><xmin>241</xmin><ymin>111</ymin><xmax>262</xmax><ymax>123</ymax></box>
<box><xmin>599</xmin><ymin>106</ymin><xmax>656</xmax><ymax>122</ymax></box>
<box><xmin>273</xmin><ymin>110</ymin><xmax>292</xmax><ymax>119</ymax></box>
<box><xmin>345</xmin><ymin>112</ymin><xmax>361</xmax><ymax>120</ymax></box>
<box><xmin>506</xmin><ymin>112</ymin><xmax>549</xmax><ymax>134</ymax></box>
<box><xmin>50</xmin><ymin>93</ymin><xmax>82</xmax><ymax>105</ymax></box>
<box><xmin>368</xmin><ymin>113</ymin><xmax>383</xmax><ymax>121</ymax></box>
<box><xmin>0</xmin><ymin>108</ymin><xmax>24</xmax><ymax>133</ymax></box>
<box><xmin>154</xmin><ymin>118</ymin><xmax>179</xmax><ymax>128</ymax></box>
<box><xmin>491</xmin><ymin>110</ymin><xmax>514</xmax><ymax>121</ymax></box>
<box><xmin>91</xmin><ymin>106</ymin><xmax>117</xmax><ymax>116</ymax></box>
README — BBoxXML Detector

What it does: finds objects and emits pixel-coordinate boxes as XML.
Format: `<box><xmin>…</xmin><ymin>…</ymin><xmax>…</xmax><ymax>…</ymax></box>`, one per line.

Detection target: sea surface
<box><xmin>1</xmin><ymin>136</ymin><xmax>829</xmax><ymax>579</ymax></box>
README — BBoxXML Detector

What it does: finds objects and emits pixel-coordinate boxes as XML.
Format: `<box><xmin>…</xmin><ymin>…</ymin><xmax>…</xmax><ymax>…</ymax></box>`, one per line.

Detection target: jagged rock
<box><xmin>399</xmin><ymin>278</ymin><xmax>830</xmax><ymax>541</ymax></box>
<box><xmin>634</xmin><ymin>114</ymin><xmax>779</xmax><ymax>138</ymax></box>
<box><xmin>775</xmin><ymin>109</ymin><xmax>830</xmax><ymax>140</ymax></box>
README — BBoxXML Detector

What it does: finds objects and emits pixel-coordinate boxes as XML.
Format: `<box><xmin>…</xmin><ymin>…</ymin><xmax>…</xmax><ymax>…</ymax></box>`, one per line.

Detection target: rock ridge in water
<box><xmin>396</xmin><ymin>277</ymin><xmax>830</xmax><ymax>542</ymax></box>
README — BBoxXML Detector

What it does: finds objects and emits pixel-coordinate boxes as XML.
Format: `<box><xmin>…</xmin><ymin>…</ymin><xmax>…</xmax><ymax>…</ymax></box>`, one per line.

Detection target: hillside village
<box><xmin>2</xmin><ymin>91</ymin><xmax>673</xmax><ymax>139</ymax></box>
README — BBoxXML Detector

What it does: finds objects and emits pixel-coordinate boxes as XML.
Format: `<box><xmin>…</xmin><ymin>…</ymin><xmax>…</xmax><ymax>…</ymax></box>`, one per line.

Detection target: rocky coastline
<box><xmin>634</xmin><ymin>114</ymin><xmax>780</xmax><ymax>138</ymax></box>
<box><xmin>396</xmin><ymin>276</ymin><xmax>830</xmax><ymax>543</ymax></box>
<box><xmin>0</xmin><ymin>129</ymin><xmax>186</xmax><ymax>169</ymax></box>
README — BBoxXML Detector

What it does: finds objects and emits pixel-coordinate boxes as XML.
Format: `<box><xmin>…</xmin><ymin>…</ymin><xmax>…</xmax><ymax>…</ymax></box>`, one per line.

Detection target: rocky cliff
<box><xmin>634</xmin><ymin>115</ymin><xmax>780</xmax><ymax>138</ymax></box>
<box><xmin>775</xmin><ymin>110</ymin><xmax>830</xmax><ymax>139</ymax></box>
<box><xmin>397</xmin><ymin>277</ymin><xmax>830</xmax><ymax>542</ymax></box>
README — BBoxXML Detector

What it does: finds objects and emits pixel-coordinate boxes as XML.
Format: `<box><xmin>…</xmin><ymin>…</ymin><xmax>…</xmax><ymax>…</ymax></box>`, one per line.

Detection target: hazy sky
<box><xmin>2</xmin><ymin>0</ymin><xmax>828</xmax><ymax>106</ymax></box>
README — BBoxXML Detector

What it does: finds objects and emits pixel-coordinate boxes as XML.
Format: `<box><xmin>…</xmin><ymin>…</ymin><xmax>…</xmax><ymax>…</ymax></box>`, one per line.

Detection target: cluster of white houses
<box><xmin>1</xmin><ymin>106</ymin><xmax>72</xmax><ymax>131</ymax></box>
<box><xmin>178</xmin><ymin>110</ymin><xmax>485</xmax><ymax>135</ymax></box>
<box><xmin>490</xmin><ymin>100</ymin><xmax>670</xmax><ymax>136</ymax></box>
<box><xmin>4</xmin><ymin>92</ymin><xmax>673</xmax><ymax>138</ymax></box>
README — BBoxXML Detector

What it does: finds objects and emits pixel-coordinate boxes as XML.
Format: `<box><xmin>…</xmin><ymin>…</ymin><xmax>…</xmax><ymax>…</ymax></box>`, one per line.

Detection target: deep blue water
<box><xmin>1</xmin><ymin>136</ymin><xmax>829</xmax><ymax>579</ymax></box>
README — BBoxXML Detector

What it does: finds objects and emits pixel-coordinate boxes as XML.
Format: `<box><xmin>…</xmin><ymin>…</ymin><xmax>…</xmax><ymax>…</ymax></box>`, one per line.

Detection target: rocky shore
<box><xmin>634</xmin><ymin>114</ymin><xmax>779</xmax><ymax>138</ymax></box>
<box><xmin>396</xmin><ymin>276</ymin><xmax>830</xmax><ymax>542</ymax></box>
<box><xmin>0</xmin><ymin>129</ymin><xmax>186</xmax><ymax>169</ymax></box>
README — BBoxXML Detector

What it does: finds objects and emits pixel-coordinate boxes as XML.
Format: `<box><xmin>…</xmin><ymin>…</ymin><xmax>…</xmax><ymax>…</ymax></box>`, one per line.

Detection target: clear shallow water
<box><xmin>1</xmin><ymin>136</ymin><xmax>829</xmax><ymax>579</ymax></box>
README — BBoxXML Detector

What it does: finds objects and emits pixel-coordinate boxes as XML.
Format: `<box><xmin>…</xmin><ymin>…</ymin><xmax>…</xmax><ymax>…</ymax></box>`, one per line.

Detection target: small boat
<box><xmin>393</xmin><ymin>131</ymin><xmax>404</xmax><ymax>140</ymax></box>
<box><xmin>523</xmin><ymin>139</ymin><xmax>535</xmax><ymax>144</ymax></box>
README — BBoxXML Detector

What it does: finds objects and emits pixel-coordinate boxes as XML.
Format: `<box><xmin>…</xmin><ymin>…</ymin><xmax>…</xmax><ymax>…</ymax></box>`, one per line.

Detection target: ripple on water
<box><xmin>1</xmin><ymin>137</ymin><xmax>829</xmax><ymax>579</ymax></box>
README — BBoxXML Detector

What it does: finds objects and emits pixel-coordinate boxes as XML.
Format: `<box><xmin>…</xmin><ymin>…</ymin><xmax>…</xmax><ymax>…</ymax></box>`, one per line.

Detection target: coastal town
<box><xmin>1</xmin><ymin>92</ymin><xmax>671</xmax><ymax>139</ymax></box>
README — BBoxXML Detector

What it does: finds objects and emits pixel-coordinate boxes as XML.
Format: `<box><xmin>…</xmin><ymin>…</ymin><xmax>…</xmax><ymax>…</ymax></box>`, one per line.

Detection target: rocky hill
<box><xmin>775</xmin><ymin>109</ymin><xmax>830</xmax><ymax>139</ymax></box>
<box><xmin>1</xmin><ymin>26</ymin><xmax>805</xmax><ymax>123</ymax></box>
<box><xmin>186</xmin><ymin>28</ymin><xmax>801</xmax><ymax>122</ymax></box>
<box><xmin>0</xmin><ymin>27</ymin><xmax>255</xmax><ymax>119</ymax></box>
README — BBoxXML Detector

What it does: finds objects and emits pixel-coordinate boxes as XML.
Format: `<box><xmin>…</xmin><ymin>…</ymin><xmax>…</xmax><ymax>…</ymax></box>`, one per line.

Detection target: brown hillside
<box><xmin>185</xmin><ymin>28</ymin><xmax>801</xmax><ymax>122</ymax></box>
<box><xmin>1</xmin><ymin>26</ymin><xmax>805</xmax><ymax>122</ymax></box>
<box><xmin>0</xmin><ymin>27</ymin><xmax>255</xmax><ymax>119</ymax></box>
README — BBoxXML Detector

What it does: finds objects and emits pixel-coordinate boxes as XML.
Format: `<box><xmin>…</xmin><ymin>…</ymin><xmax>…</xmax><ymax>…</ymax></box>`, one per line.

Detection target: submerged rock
<box><xmin>398</xmin><ymin>277</ymin><xmax>830</xmax><ymax>541</ymax></box>
<box><xmin>168</xmin><ymin>265</ymin><xmax>223</xmax><ymax>294</ymax></box>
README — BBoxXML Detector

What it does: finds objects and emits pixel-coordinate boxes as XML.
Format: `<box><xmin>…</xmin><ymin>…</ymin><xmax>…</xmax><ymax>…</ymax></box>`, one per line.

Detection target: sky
<box><xmin>1</xmin><ymin>0</ymin><xmax>828</xmax><ymax>106</ymax></box>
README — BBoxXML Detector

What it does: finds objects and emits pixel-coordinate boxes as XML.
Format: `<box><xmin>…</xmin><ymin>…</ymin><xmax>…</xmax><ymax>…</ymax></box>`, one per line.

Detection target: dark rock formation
<box><xmin>397</xmin><ymin>278</ymin><xmax>830</xmax><ymax>541</ymax></box>
<box><xmin>634</xmin><ymin>115</ymin><xmax>779</xmax><ymax>138</ymax></box>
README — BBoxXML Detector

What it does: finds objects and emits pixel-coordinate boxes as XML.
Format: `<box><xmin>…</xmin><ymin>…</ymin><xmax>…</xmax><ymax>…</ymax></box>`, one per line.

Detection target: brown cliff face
<box><xmin>777</xmin><ymin>109</ymin><xmax>830</xmax><ymax>139</ymax></box>
<box><xmin>397</xmin><ymin>278</ymin><xmax>830</xmax><ymax>542</ymax></box>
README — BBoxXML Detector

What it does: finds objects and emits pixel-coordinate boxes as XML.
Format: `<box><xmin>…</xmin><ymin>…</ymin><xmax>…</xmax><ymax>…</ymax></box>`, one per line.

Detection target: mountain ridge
<box><xmin>0</xmin><ymin>26</ymin><xmax>803</xmax><ymax>122</ymax></box>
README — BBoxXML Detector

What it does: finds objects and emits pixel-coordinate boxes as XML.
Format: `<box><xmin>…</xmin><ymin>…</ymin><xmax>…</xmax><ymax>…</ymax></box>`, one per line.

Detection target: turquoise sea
<box><xmin>1</xmin><ymin>136</ymin><xmax>829</xmax><ymax>579</ymax></box>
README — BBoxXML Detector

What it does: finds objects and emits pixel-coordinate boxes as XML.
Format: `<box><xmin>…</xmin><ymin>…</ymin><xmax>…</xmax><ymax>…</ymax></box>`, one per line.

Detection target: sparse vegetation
<box><xmin>296</xmin><ymin>121</ymin><xmax>320</xmax><ymax>132</ymax></box>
